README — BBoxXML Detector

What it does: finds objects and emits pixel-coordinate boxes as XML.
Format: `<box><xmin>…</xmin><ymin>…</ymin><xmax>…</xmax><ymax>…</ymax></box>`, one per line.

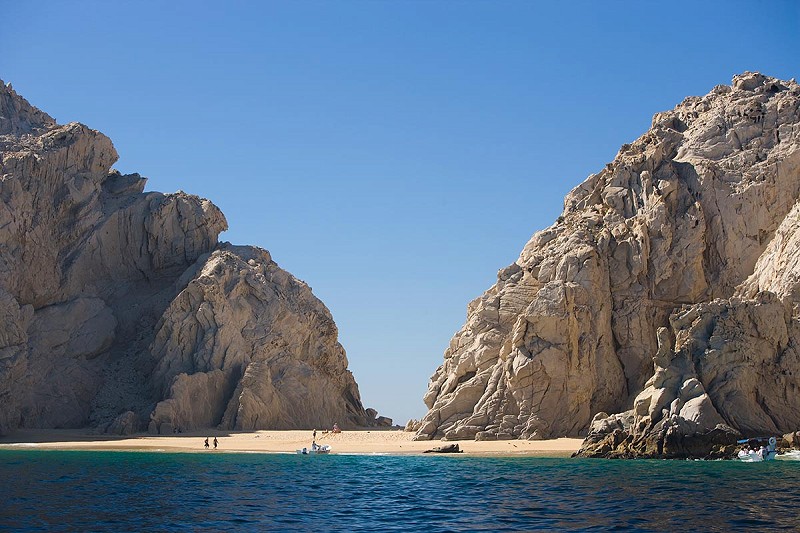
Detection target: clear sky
<box><xmin>2</xmin><ymin>1</ymin><xmax>798</xmax><ymax>425</ymax></box>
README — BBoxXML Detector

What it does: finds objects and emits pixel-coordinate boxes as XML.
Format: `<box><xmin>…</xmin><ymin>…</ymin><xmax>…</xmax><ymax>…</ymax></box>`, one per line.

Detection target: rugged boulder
<box><xmin>0</xmin><ymin>80</ymin><xmax>369</xmax><ymax>435</ymax></box>
<box><xmin>576</xmin><ymin>292</ymin><xmax>800</xmax><ymax>458</ymax></box>
<box><xmin>418</xmin><ymin>72</ymin><xmax>800</xmax><ymax>455</ymax></box>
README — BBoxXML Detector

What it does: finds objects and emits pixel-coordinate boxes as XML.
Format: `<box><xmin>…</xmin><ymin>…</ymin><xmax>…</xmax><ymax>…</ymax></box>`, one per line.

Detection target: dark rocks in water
<box><xmin>574</xmin><ymin>421</ymin><xmax>740</xmax><ymax>459</ymax></box>
<box><xmin>423</xmin><ymin>443</ymin><xmax>462</xmax><ymax>454</ymax></box>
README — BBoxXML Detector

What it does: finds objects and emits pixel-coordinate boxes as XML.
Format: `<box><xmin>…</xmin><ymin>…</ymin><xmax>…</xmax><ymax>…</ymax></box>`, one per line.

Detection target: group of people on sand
<box><xmin>200</xmin><ymin>425</ymin><xmax>340</xmax><ymax>451</ymax></box>
<box><xmin>309</xmin><ymin>424</ymin><xmax>340</xmax><ymax>449</ymax></box>
<box><xmin>311</xmin><ymin>424</ymin><xmax>340</xmax><ymax>439</ymax></box>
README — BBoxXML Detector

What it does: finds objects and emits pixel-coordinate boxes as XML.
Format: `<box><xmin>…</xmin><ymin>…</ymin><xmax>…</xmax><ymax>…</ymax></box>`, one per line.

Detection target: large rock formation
<box><xmin>418</xmin><ymin>72</ymin><xmax>800</xmax><ymax>456</ymax></box>
<box><xmin>0</xmin><ymin>80</ymin><xmax>369</xmax><ymax>436</ymax></box>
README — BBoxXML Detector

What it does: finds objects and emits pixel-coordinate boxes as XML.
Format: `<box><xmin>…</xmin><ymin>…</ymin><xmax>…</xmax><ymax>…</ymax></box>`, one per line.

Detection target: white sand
<box><xmin>0</xmin><ymin>429</ymin><xmax>582</xmax><ymax>456</ymax></box>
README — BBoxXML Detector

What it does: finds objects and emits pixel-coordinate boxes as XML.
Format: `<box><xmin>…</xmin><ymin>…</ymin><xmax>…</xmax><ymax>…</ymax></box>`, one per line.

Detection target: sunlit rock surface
<box><xmin>418</xmin><ymin>73</ymin><xmax>800</xmax><ymax>456</ymax></box>
<box><xmin>0</xmin><ymin>80</ymin><xmax>368</xmax><ymax>435</ymax></box>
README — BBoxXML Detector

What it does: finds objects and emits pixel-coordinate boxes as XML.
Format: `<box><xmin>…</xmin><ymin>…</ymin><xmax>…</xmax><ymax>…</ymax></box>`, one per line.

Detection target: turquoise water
<box><xmin>1</xmin><ymin>450</ymin><xmax>799</xmax><ymax>531</ymax></box>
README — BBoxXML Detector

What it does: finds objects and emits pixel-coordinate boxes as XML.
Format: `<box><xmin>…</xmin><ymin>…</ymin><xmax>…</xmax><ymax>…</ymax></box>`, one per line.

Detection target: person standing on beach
<box><xmin>204</xmin><ymin>437</ymin><xmax>209</xmax><ymax>449</ymax></box>
<box><xmin>213</xmin><ymin>437</ymin><xmax>218</xmax><ymax>449</ymax></box>
<box><xmin>313</xmin><ymin>429</ymin><xmax>317</xmax><ymax>440</ymax></box>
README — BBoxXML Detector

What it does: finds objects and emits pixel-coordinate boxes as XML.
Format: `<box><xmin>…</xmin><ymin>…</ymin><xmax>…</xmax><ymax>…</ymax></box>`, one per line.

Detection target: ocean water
<box><xmin>1</xmin><ymin>450</ymin><xmax>799</xmax><ymax>531</ymax></box>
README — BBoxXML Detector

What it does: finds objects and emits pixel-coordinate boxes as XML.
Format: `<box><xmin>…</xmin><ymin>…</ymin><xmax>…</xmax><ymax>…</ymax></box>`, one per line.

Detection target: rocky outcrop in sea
<box><xmin>0</xmin><ymin>80</ymin><xmax>370</xmax><ymax>435</ymax></box>
<box><xmin>417</xmin><ymin>72</ymin><xmax>800</xmax><ymax>457</ymax></box>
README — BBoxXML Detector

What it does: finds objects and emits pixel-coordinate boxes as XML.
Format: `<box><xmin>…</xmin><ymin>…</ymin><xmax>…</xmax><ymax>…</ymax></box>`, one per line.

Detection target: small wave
<box><xmin>777</xmin><ymin>450</ymin><xmax>800</xmax><ymax>460</ymax></box>
<box><xmin>334</xmin><ymin>452</ymin><xmax>390</xmax><ymax>456</ymax></box>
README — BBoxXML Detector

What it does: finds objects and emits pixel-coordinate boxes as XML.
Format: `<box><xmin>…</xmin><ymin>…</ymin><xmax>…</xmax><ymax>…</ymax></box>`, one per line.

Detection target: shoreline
<box><xmin>0</xmin><ymin>429</ymin><xmax>583</xmax><ymax>457</ymax></box>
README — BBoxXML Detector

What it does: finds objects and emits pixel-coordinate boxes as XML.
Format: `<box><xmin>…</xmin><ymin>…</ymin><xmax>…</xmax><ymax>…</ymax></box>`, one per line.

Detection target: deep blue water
<box><xmin>1</xmin><ymin>450</ymin><xmax>799</xmax><ymax>531</ymax></box>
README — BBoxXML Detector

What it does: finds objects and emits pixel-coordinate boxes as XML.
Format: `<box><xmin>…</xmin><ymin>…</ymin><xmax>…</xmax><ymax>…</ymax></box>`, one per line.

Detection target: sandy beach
<box><xmin>0</xmin><ymin>428</ymin><xmax>582</xmax><ymax>457</ymax></box>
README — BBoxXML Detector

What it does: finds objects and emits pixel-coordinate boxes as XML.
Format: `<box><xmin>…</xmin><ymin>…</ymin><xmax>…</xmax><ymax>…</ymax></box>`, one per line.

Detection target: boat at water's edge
<box><xmin>297</xmin><ymin>444</ymin><xmax>332</xmax><ymax>455</ymax></box>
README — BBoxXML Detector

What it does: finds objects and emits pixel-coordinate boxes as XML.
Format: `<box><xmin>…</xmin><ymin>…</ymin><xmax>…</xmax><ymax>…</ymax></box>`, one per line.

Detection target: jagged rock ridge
<box><xmin>417</xmin><ymin>72</ymin><xmax>800</xmax><ymax>456</ymax></box>
<box><xmin>0</xmin><ymin>80</ymin><xmax>370</xmax><ymax>435</ymax></box>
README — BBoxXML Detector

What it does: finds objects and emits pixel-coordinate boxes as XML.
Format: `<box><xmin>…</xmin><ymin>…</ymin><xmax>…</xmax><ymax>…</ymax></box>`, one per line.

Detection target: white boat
<box><xmin>736</xmin><ymin>437</ymin><xmax>777</xmax><ymax>462</ymax></box>
<box><xmin>296</xmin><ymin>444</ymin><xmax>331</xmax><ymax>455</ymax></box>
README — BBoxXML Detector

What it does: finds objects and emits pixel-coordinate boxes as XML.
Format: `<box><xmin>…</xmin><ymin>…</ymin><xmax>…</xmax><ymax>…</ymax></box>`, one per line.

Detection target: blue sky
<box><xmin>2</xmin><ymin>1</ymin><xmax>798</xmax><ymax>424</ymax></box>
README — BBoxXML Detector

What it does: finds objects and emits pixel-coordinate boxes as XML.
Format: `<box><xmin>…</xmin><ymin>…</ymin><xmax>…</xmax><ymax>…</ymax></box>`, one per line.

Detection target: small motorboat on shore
<box><xmin>297</xmin><ymin>442</ymin><xmax>331</xmax><ymax>455</ymax></box>
<box><xmin>736</xmin><ymin>437</ymin><xmax>777</xmax><ymax>462</ymax></box>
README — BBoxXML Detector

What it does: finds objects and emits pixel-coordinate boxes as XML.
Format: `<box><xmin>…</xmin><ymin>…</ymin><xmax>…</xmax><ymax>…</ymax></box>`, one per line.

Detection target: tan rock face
<box><xmin>419</xmin><ymin>72</ymin><xmax>800</xmax><ymax>448</ymax></box>
<box><xmin>0</xmin><ymin>80</ymin><xmax>368</xmax><ymax>435</ymax></box>
<box><xmin>576</xmin><ymin>292</ymin><xmax>800</xmax><ymax>458</ymax></box>
<box><xmin>147</xmin><ymin>245</ymin><xmax>366</xmax><ymax>431</ymax></box>
<box><xmin>739</xmin><ymin>200</ymin><xmax>800</xmax><ymax>302</ymax></box>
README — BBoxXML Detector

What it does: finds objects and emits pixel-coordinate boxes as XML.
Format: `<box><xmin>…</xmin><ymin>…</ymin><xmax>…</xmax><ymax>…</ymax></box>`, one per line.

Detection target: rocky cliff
<box><xmin>0</xmin><ymin>81</ymin><xmax>369</xmax><ymax>436</ymax></box>
<box><xmin>417</xmin><ymin>72</ymin><xmax>800</xmax><ymax>456</ymax></box>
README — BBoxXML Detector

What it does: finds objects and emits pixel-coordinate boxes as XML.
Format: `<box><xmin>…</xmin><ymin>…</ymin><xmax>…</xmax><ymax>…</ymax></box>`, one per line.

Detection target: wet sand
<box><xmin>0</xmin><ymin>429</ymin><xmax>582</xmax><ymax>457</ymax></box>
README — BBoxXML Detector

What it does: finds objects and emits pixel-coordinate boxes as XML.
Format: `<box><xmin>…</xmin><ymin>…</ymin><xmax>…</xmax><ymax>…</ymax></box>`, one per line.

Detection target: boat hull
<box><xmin>297</xmin><ymin>446</ymin><xmax>331</xmax><ymax>455</ymax></box>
